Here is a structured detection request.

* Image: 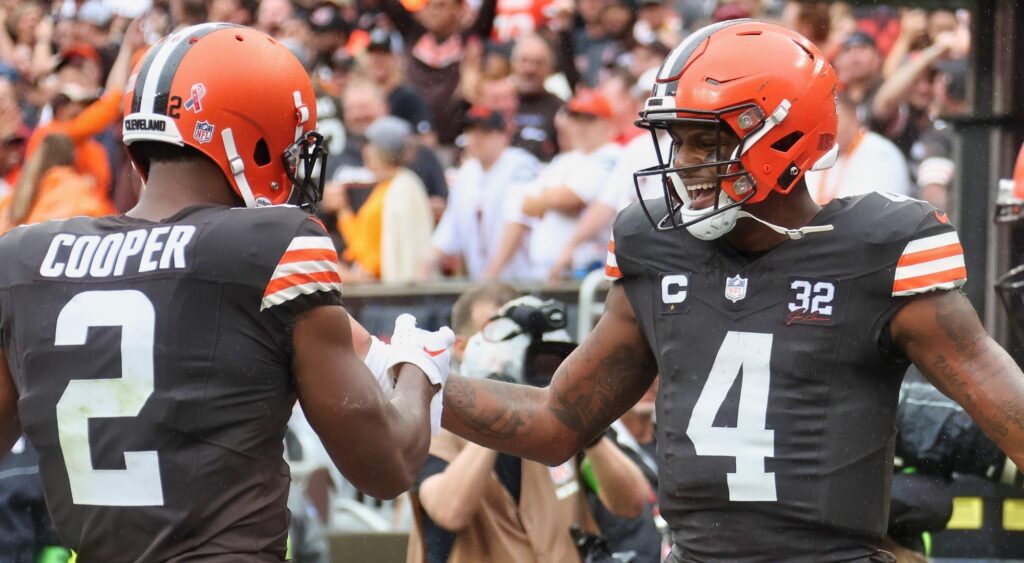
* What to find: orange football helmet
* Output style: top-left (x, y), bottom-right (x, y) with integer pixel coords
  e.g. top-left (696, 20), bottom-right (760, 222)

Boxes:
top-left (634, 19), bottom-right (839, 239)
top-left (122, 23), bottom-right (327, 208)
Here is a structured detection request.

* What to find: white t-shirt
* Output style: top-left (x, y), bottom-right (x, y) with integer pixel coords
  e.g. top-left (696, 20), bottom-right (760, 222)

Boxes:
top-left (596, 131), bottom-right (672, 212)
top-left (510, 143), bottom-right (621, 279)
top-left (804, 130), bottom-right (911, 203)
top-left (432, 146), bottom-right (539, 280)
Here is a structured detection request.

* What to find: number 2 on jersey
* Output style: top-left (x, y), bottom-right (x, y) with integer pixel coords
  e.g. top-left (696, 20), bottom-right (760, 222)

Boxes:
top-left (686, 331), bottom-right (776, 502)
top-left (55, 290), bottom-right (164, 506)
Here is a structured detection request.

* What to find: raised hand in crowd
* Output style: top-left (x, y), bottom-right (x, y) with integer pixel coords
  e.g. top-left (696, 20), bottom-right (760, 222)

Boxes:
top-left (882, 8), bottom-right (928, 78)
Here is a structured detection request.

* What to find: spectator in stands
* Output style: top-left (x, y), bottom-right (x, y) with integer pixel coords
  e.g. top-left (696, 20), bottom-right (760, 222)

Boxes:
top-left (490, 0), bottom-right (549, 45)
top-left (327, 116), bottom-right (435, 283)
top-left (547, 69), bottom-right (668, 282)
top-left (0, 75), bottom-right (27, 193)
top-left (870, 30), bottom-right (959, 161)
top-left (381, 0), bottom-right (499, 146)
top-left (882, 9), bottom-right (961, 79)
top-left (0, 134), bottom-right (113, 235)
top-left (207, 0), bottom-right (256, 26)
top-left (804, 93), bottom-right (911, 204)
top-left (425, 107), bottom-right (539, 281)
top-left (25, 21), bottom-right (143, 201)
top-left (323, 79), bottom-right (447, 241)
top-left (0, 3), bottom-right (55, 97)
top-left (312, 52), bottom-right (351, 161)
top-left (624, 37), bottom-right (671, 78)
top-left (632, 0), bottom-right (682, 50)
top-left (509, 33), bottom-right (564, 162)
top-left (832, 31), bottom-right (882, 108)
top-left (255, 0), bottom-right (294, 36)
top-left (363, 28), bottom-right (434, 139)
top-left (476, 74), bottom-right (519, 126)
top-left (408, 289), bottom-right (649, 563)
top-left (912, 58), bottom-right (968, 211)
top-left (881, 9), bottom-right (930, 79)
top-left (599, 66), bottom-right (642, 144)
top-left (70, 1), bottom-right (116, 66)
top-left (779, 1), bottom-right (831, 50)
top-left (308, 3), bottom-right (348, 64)
top-left (571, 0), bottom-right (611, 87)
top-left (168, 0), bottom-right (211, 31)
top-left (590, 0), bottom-right (636, 80)
top-left (489, 90), bottom-right (619, 281)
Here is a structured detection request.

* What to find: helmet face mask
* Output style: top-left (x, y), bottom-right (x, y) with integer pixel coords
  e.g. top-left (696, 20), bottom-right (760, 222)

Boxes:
top-left (634, 19), bottom-right (839, 240)
top-left (283, 130), bottom-right (328, 209)
top-left (634, 110), bottom-right (758, 239)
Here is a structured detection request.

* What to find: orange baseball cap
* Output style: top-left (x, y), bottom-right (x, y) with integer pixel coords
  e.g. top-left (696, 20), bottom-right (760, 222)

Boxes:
top-left (567, 89), bottom-right (612, 119)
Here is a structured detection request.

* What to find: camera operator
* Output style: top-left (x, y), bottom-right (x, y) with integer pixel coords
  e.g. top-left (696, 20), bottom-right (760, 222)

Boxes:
top-left (407, 289), bottom-right (649, 563)
top-left (586, 380), bottom-right (663, 563)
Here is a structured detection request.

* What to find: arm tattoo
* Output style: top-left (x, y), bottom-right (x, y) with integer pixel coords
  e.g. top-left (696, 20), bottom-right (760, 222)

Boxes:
top-left (445, 376), bottom-right (539, 440)
top-left (933, 354), bottom-right (1009, 437)
top-left (927, 295), bottom-right (1024, 436)
top-left (548, 339), bottom-right (642, 434)
top-left (934, 294), bottom-right (987, 357)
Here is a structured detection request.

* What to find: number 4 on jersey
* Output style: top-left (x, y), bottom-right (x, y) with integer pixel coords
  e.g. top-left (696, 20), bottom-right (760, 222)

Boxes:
top-left (687, 331), bottom-right (777, 502)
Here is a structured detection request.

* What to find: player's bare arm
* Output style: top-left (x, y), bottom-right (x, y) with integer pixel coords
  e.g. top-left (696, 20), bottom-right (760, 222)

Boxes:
top-left (443, 283), bottom-right (658, 465)
top-left (349, 315), bottom-right (373, 358)
top-left (0, 349), bottom-right (20, 461)
top-left (891, 290), bottom-right (1024, 467)
top-left (292, 305), bottom-right (436, 499)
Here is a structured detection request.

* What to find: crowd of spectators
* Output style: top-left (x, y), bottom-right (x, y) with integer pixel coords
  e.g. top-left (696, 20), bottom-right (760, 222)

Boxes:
top-left (0, 0), bottom-right (973, 285)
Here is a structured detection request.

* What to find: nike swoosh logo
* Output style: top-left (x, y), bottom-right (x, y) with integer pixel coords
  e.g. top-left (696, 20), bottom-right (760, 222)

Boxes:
top-left (935, 210), bottom-right (949, 224)
top-left (423, 346), bottom-right (446, 357)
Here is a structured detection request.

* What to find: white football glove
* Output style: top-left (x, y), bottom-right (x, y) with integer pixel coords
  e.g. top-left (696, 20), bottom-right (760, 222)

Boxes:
top-left (362, 335), bottom-right (394, 397)
top-left (385, 314), bottom-right (455, 435)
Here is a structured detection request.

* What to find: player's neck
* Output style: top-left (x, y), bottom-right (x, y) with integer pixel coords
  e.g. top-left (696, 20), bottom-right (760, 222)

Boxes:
top-left (127, 161), bottom-right (240, 221)
top-left (725, 185), bottom-right (822, 253)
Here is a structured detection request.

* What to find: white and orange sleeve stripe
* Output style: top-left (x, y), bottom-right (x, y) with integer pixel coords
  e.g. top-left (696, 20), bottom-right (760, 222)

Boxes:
top-left (891, 231), bottom-right (967, 297)
top-left (261, 236), bottom-right (344, 310)
top-left (604, 235), bottom-right (622, 281)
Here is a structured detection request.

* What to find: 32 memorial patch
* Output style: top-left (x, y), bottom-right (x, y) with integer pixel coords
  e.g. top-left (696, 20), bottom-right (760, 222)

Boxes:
top-left (786, 277), bottom-right (838, 326)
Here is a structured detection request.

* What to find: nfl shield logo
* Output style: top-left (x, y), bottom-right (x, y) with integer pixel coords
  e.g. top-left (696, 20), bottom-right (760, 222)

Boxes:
top-left (193, 120), bottom-right (215, 144)
top-left (725, 275), bottom-right (748, 303)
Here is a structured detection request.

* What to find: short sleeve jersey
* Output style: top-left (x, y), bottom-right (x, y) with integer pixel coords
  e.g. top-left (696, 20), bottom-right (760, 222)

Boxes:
top-left (0, 205), bottom-right (343, 562)
top-left (605, 192), bottom-right (966, 562)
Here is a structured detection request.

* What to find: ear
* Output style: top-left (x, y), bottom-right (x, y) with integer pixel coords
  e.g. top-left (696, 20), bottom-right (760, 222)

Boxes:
top-left (453, 334), bottom-right (469, 364)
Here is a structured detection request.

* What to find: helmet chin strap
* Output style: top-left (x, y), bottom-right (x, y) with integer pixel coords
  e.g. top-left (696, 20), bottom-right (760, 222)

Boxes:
top-left (670, 141), bottom-right (834, 241)
top-left (735, 210), bottom-right (833, 240)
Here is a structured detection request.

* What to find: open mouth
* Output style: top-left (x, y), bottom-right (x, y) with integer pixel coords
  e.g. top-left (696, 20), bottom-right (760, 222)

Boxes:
top-left (684, 179), bottom-right (719, 210)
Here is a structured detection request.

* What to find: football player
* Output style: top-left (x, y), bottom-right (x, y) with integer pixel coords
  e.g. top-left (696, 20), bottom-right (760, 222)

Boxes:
top-left (441, 20), bottom-right (1024, 562)
top-left (0, 23), bottom-right (453, 561)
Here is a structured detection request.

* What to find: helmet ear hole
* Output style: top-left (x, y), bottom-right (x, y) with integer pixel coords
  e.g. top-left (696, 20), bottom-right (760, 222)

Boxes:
top-left (253, 138), bottom-right (271, 166)
top-left (770, 131), bottom-right (803, 153)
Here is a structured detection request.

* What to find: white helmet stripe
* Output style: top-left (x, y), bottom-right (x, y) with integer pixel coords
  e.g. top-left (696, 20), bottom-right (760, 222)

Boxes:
top-left (138, 29), bottom-right (193, 114)
top-left (137, 23), bottom-right (231, 114)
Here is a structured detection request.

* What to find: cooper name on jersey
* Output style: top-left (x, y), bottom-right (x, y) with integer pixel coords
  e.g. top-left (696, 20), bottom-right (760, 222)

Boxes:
top-left (39, 226), bottom-right (196, 279)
